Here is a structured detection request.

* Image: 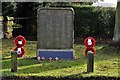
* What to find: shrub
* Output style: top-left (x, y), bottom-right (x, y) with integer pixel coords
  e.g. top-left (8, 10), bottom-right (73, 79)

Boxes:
top-left (73, 5), bottom-right (116, 38)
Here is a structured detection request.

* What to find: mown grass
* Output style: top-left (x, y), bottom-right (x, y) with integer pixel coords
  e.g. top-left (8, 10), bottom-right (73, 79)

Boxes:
top-left (1, 39), bottom-right (120, 78)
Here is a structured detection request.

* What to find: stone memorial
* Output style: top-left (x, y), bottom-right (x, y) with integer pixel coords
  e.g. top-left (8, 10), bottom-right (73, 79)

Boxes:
top-left (37, 8), bottom-right (74, 59)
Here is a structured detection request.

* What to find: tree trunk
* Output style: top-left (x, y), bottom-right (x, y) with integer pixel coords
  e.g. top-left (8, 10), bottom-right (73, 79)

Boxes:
top-left (112, 1), bottom-right (120, 43)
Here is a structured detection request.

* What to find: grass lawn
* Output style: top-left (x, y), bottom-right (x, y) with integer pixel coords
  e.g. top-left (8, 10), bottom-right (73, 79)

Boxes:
top-left (1, 39), bottom-right (120, 79)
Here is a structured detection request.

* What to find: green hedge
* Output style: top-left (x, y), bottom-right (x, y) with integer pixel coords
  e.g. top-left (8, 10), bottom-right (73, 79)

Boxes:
top-left (73, 6), bottom-right (116, 38)
top-left (14, 5), bottom-right (116, 38)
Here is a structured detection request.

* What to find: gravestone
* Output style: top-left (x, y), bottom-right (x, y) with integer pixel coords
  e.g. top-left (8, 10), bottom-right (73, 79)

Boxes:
top-left (0, 2), bottom-right (2, 78)
top-left (0, 2), bottom-right (3, 39)
top-left (0, 16), bottom-right (3, 39)
top-left (37, 8), bottom-right (74, 59)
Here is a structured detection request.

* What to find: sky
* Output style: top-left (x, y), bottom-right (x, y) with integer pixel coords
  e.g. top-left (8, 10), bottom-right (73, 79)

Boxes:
top-left (92, 0), bottom-right (117, 7)
top-left (102, 0), bottom-right (117, 3)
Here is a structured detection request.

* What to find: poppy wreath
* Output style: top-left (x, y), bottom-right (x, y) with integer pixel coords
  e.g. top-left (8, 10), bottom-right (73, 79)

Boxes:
top-left (14, 35), bottom-right (26, 47)
top-left (84, 36), bottom-right (96, 56)
top-left (14, 47), bottom-right (25, 57)
top-left (14, 35), bottom-right (26, 58)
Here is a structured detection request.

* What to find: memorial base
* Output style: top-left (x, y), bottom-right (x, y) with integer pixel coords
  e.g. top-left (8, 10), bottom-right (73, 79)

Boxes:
top-left (37, 49), bottom-right (74, 60)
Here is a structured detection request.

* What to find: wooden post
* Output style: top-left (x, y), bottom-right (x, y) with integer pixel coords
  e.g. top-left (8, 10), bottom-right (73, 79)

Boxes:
top-left (11, 51), bottom-right (17, 72)
top-left (87, 51), bottom-right (94, 73)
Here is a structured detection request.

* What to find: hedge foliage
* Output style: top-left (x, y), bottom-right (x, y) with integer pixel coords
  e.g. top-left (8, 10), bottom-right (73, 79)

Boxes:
top-left (13, 5), bottom-right (116, 38)
top-left (73, 6), bottom-right (116, 38)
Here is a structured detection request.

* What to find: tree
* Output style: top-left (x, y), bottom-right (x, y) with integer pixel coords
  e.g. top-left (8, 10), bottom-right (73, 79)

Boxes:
top-left (43, 2), bottom-right (71, 7)
top-left (112, 1), bottom-right (120, 43)
top-left (15, 2), bottom-right (41, 36)
top-left (2, 2), bottom-right (15, 16)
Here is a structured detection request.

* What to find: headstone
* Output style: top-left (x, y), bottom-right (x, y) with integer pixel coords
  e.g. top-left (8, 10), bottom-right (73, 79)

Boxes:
top-left (37, 8), bottom-right (74, 59)
top-left (0, 2), bottom-right (2, 78)
top-left (0, 16), bottom-right (3, 39)
top-left (0, 2), bottom-right (3, 39)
